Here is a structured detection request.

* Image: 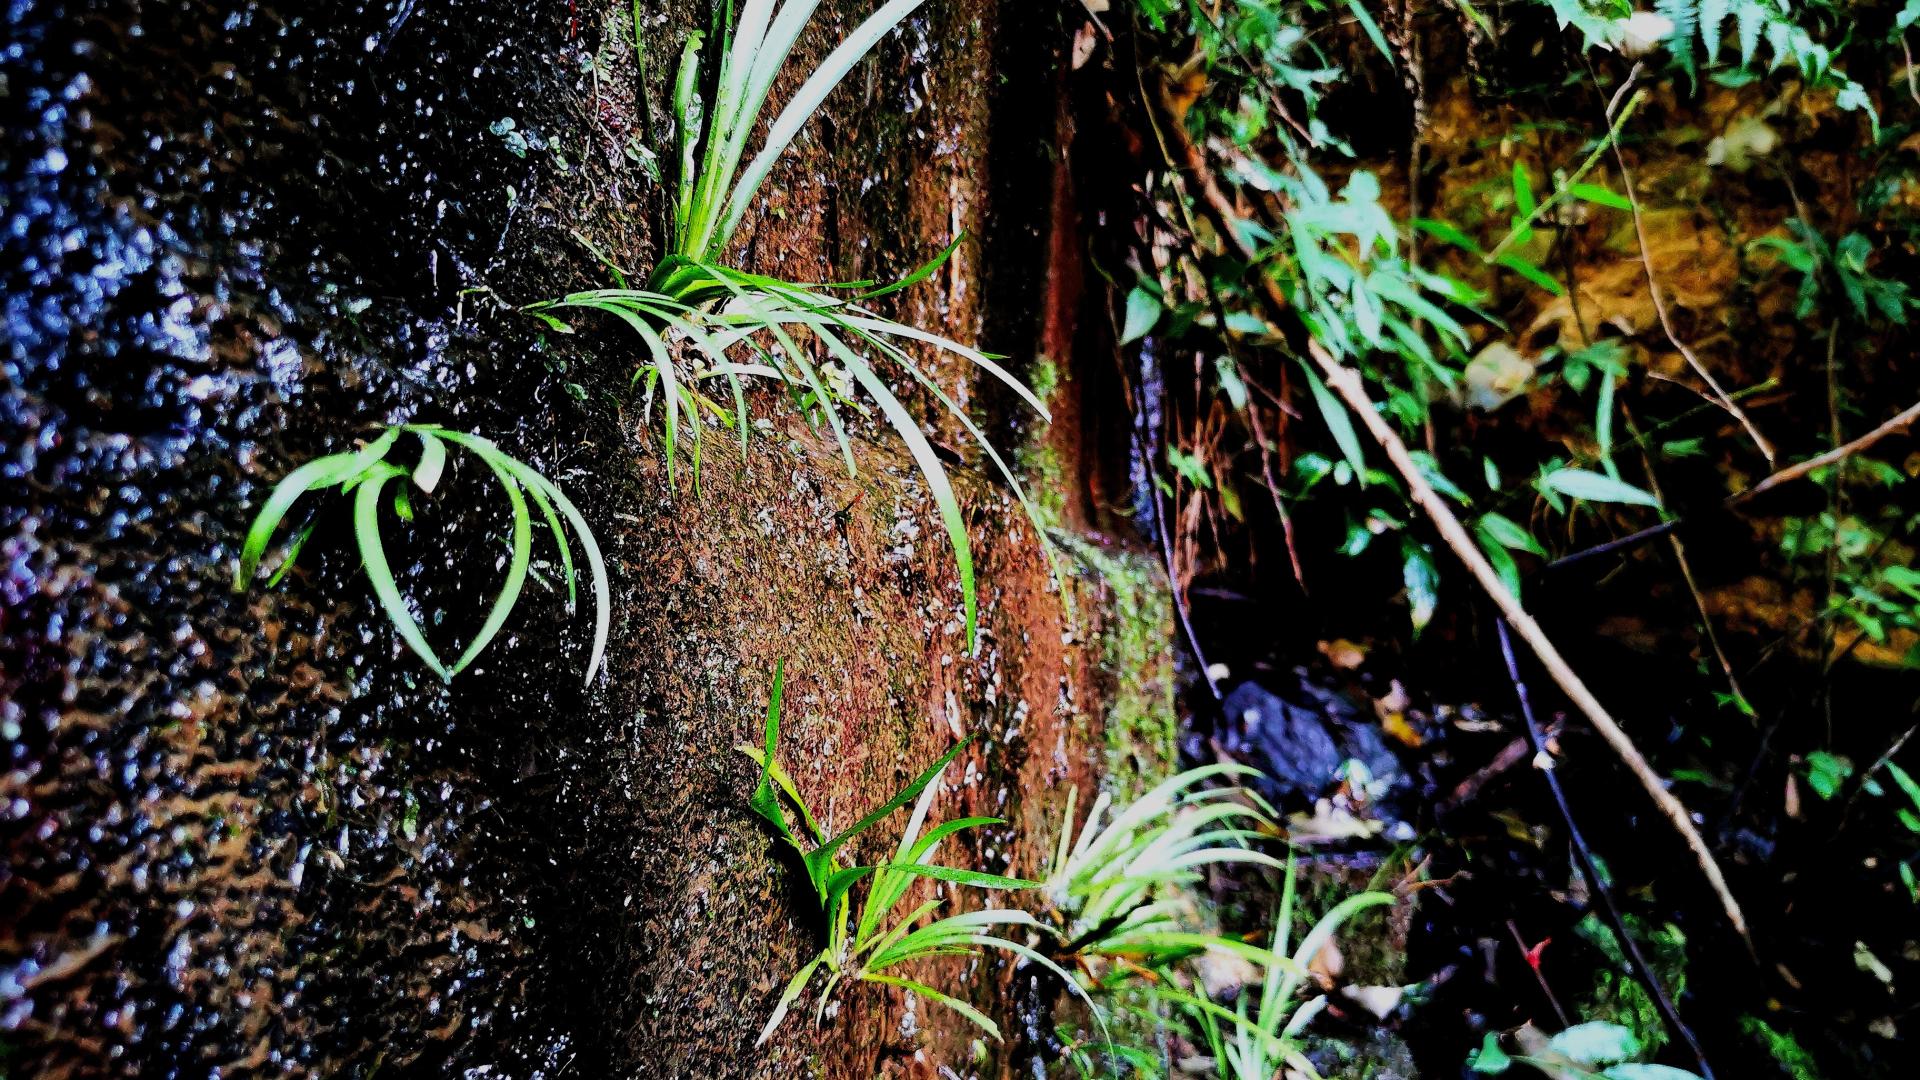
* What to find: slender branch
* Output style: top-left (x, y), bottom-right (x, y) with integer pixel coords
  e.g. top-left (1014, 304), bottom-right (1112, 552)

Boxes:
top-left (1545, 519), bottom-right (1678, 573)
top-left (1484, 90), bottom-right (1645, 265)
top-left (1314, 339), bottom-right (1754, 954)
top-left (1508, 917), bottom-right (1572, 1027)
top-left (1154, 77), bottom-right (1755, 953)
top-left (1838, 724), bottom-right (1919, 828)
top-left (1497, 619), bottom-right (1717, 1080)
top-left (1546, 395), bottom-right (1920, 572)
top-left (1736, 399), bottom-right (1920, 502)
top-left (1627, 408), bottom-right (1753, 715)
top-left (1605, 99), bottom-right (1776, 466)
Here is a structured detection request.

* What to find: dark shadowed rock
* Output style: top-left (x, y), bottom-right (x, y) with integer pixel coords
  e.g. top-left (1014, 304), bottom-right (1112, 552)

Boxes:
top-left (1224, 680), bottom-right (1344, 798)
top-left (1223, 674), bottom-right (1408, 804)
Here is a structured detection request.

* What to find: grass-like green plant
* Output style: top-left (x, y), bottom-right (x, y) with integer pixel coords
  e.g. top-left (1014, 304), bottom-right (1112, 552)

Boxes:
top-left (740, 664), bottom-right (1086, 1044)
top-left (529, 0), bottom-right (1053, 648)
top-left (1150, 854), bottom-right (1394, 1080)
top-left (1043, 765), bottom-right (1288, 972)
top-left (233, 424), bottom-right (609, 684)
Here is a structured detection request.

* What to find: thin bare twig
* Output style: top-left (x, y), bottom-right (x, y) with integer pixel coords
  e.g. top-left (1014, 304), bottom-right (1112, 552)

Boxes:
top-left (1317, 343), bottom-right (1755, 953)
top-left (1443, 734), bottom-right (1533, 811)
top-left (1626, 408), bottom-right (1754, 715)
top-left (1497, 619), bottom-right (1717, 1080)
top-left (1840, 724), bottom-right (1919, 827)
top-left (1508, 917), bottom-right (1573, 1027)
top-left (1547, 396), bottom-right (1920, 572)
top-left (1601, 76), bottom-right (1776, 466)
top-left (1737, 398), bottom-right (1920, 501)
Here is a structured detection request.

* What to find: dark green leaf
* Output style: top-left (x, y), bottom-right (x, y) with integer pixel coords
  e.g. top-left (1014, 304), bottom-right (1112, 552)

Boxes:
top-left (1496, 251), bottom-right (1564, 296)
top-left (1566, 182), bottom-right (1631, 210)
top-left (1540, 468), bottom-right (1660, 508)
top-left (1121, 287), bottom-right (1163, 345)
top-left (1469, 1032), bottom-right (1511, 1074)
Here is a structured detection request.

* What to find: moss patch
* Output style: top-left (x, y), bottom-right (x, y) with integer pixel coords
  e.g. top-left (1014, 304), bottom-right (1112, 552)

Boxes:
top-left (1059, 534), bottom-right (1178, 798)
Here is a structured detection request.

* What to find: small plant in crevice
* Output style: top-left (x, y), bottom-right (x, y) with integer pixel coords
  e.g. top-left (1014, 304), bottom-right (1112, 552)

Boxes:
top-left (1041, 764), bottom-right (1288, 972)
top-left (1027, 769), bottom-right (1402, 1078)
top-left (1147, 853), bottom-right (1395, 1080)
top-left (739, 664), bottom-right (1089, 1045)
top-left (530, 0), bottom-right (1054, 648)
top-left (233, 424), bottom-right (610, 685)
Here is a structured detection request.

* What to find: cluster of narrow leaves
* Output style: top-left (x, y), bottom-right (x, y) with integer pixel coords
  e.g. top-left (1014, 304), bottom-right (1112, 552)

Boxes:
top-left (531, 0), bottom-right (1056, 649)
top-left (1037, 768), bottom-right (1394, 1080)
top-left (530, 252), bottom-right (1053, 647)
top-left (1152, 855), bottom-right (1395, 1080)
top-left (233, 425), bottom-right (609, 685)
top-left (1042, 764), bottom-right (1288, 968)
top-left (739, 664), bottom-right (1086, 1045)
top-left (739, 671), bottom-right (1397, 1069)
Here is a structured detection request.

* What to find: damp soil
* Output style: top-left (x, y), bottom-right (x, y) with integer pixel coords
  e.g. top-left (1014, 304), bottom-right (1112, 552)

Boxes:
top-left (1, 2), bottom-right (1156, 1077)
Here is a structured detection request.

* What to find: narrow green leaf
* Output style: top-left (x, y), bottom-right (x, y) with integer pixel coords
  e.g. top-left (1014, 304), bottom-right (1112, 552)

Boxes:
top-left (237, 454), bottom-right (349, 589)
top-left (1412, 216), bottom-right (1487, 256)
top-left (689, 262), bottom-right (859, 477)
top-left (1496, 251), bottom-right (1565, 296)
top-left (854, 233), bottom-right (964, 301)
top-left (881, 863), bottom-right (1040, 890)
top-left (755, 952), bottom-right (824, 1047)
top-left (264, 522), bottom-right (317, 589)
top-left (1883, 761), bottom-right (1920, 811)
top-left (821, 863), bottom-right (882, 910)
top-left (432, 430), bottom-right (612, 685)
top-left (1345, 0), bottom-right (1396, 67)
top-left (1477, 528), bottom-right (1524, 601)
top-left (860, 974), bottom-right (1002, 1041)
top-left (835, 312), bottom-right (1050, 419)
top-left (1477, 511), bottom-right (1546, 556)
top-left (1540, 467), bottom-right (1661, 508)
top-left (815, 737), bottom-right (969, 865)
top-left (510, 462), bottom-right (612, 686)
top-left (353, 463), bottom-right (451, 681)
top-left (447, 460), bottom-right (533, 676)
top-left (1566, 182), bottom-right (1631, 210)
top-left (235, 447), bottom-right (379, 590)
top-left (1299, 360), bottom-right (1368, 486)
top-left (412, 430), bottom-right (447, 493)
top-left (1512, 161), bottom-right (1537, 219)
top-left (670, 29), bottom-right (708, 247)
top-left (510, 462), bottom-right (576, 607)
top-left (715, 0), bottom-right (928, 255)
top-left (839, 351), bottom-right (977, 649)
top-left (833, 318), bottom-right (1069, 624)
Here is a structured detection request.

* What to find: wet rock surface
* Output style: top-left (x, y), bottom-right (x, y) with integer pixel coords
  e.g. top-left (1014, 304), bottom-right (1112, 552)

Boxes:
top-left (2, 1), bottom-right (1126, 1076)
top-left (1221, 676), bottom-right (1410, 806)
